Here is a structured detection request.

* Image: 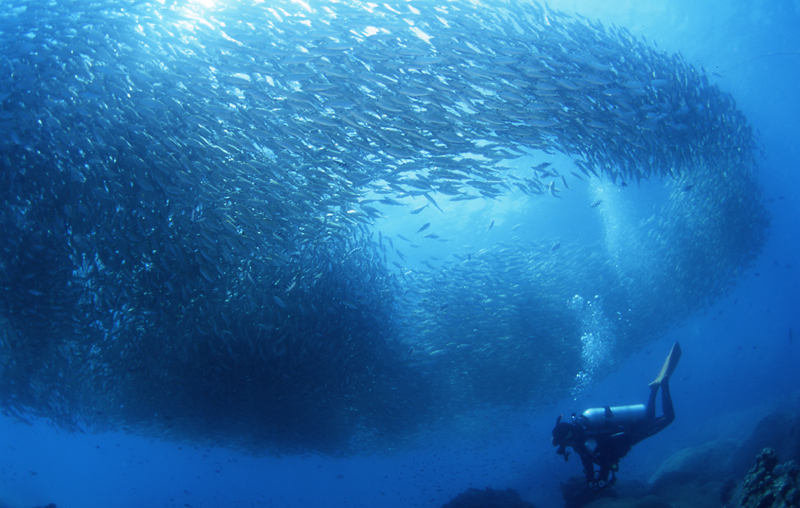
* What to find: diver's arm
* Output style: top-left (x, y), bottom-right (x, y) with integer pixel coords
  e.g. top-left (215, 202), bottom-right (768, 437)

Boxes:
top-left (579, 448), bottom-right (595, 483)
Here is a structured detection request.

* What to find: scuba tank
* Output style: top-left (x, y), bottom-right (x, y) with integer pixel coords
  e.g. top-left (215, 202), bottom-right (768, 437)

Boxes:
top-left (580, 404), bottom-right (646, 431)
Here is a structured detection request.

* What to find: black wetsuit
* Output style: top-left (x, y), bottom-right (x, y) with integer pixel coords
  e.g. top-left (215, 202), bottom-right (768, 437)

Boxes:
top-left (572, 380), bottom-right (674, 487)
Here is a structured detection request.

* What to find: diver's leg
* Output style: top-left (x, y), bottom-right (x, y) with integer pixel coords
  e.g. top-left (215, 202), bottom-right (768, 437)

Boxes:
top-left (633, 380), bottom-right (669, 444)
top-left (628, 385), bottom-right (660, 446)
top-left (661, 379), bottom-right (675, 423)
top-left (648, 379), bottom-right (675, 435)
top-left (645, 383), bottom-right (658, 421)
top-left (636, 363), bottom-right (678, 443)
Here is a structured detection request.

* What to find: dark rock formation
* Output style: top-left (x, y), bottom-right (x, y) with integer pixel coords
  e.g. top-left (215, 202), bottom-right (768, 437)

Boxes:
top-left (721, 476), bottom-right (737, 504)
top-left (440, 487), bottom-right (536, 508)
top-left (650, 439), bottom-right (739, 484)
top-left (580, 495), bottom-right (673, 508)
top-left (739, 448), bottom-right (799, 508)
top-left (647, 470), bottom-right (730, 508)
top-left (728, 395), bottom-right (800, 478)
top-left (561, 475), bottom-right (619, 508)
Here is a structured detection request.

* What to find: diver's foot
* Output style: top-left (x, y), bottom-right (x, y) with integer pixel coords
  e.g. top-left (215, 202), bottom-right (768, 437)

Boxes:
top-left (651, 342), bottom-right (681, 387)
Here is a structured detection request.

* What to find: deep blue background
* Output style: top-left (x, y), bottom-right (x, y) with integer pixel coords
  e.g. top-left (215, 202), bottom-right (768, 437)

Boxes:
top-left (1, 0), bottom-right (798, 507)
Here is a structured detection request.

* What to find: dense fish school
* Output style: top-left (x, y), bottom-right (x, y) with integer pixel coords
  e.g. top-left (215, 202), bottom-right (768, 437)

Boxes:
top-left (0, 0), bottom-right (768, 453)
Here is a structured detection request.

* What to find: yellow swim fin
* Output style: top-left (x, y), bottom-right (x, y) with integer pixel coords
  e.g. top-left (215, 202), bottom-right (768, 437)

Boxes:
top-left (650, 342), bottom-right (681, 387)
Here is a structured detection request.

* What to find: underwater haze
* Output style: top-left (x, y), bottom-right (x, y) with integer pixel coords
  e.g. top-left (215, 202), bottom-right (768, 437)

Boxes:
top-left (0, 0), bottom-right (798, 507)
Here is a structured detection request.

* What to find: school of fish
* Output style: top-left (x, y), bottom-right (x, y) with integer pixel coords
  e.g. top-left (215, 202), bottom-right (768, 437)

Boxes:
top-left (0, 0), bottom-right (768, 454)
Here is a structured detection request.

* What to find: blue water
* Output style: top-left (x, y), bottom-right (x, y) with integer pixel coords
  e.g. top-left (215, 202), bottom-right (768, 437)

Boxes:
top-left (1, 0), bottom-right (799, 507)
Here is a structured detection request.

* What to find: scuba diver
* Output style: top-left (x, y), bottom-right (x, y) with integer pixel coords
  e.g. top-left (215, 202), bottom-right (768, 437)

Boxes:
top-left (551, 342), bottom-right (681, 490)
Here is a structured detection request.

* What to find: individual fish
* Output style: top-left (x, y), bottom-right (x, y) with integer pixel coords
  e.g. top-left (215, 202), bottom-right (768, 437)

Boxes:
top-left (380, 197), bottom-right (405, 206)
top-left (423, 193), bottom-right (443, 212)
top-left (416, 223), bottom-right (431, 234)
top-left (272, 295), bottom-right (288, 309)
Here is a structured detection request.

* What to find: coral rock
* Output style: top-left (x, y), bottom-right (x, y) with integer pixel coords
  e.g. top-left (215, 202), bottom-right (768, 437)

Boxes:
top-left (740, 448), bottom-right (800, 508)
